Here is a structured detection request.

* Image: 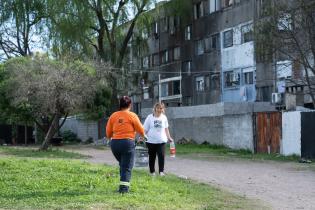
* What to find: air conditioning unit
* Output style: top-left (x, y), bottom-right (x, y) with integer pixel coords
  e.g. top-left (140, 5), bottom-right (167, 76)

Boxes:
top-left (271, 92), bottom-right (283, 104)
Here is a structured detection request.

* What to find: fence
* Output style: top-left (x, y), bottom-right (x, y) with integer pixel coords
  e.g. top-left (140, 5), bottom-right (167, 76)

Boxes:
top-left (282, 111), bottom-right (315, 158)
top-left (0, 124), bottom-right (34, 145)
top-left (141, 102), bottom-right (276, 152)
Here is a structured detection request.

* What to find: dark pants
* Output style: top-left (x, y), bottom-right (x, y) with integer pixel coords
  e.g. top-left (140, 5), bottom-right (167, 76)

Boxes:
top-left (110, 139), bottom-right (135, 186)
top-left (146, 142), bottom-right (165, 173)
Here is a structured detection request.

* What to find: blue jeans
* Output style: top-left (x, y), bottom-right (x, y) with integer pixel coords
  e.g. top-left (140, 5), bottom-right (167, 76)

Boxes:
top-left (110, 139), bottom-right (135, 185)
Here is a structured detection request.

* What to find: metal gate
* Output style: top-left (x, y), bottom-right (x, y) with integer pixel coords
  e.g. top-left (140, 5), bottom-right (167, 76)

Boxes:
top-left (301, 112), bottom-right (315, 159)
top-left (254, 112), bottom-right (282, 153)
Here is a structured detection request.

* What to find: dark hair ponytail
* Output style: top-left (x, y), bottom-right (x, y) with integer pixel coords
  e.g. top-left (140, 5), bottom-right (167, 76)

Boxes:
top-left (119, 96), bottom-right (132, 110)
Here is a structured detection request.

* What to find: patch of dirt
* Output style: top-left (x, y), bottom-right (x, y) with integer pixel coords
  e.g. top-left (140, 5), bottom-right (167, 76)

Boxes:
top-left (67, 146), bottom-right (315, 210)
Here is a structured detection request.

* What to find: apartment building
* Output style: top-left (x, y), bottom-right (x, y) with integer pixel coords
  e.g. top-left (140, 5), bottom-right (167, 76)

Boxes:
top-left (130, 0), bottom-right (314, 110)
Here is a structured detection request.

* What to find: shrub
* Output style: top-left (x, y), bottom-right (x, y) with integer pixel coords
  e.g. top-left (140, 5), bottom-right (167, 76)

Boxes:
top-left (60, 130), bottom-right (81, 143)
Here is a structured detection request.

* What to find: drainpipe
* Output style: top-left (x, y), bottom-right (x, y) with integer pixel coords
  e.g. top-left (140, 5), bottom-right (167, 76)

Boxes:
top-left (159, 73), bottom-right (161, 102)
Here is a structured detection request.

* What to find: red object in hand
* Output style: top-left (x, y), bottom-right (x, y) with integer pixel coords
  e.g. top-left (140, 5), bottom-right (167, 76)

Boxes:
top-left (170, 142), bottom-right (176, 157)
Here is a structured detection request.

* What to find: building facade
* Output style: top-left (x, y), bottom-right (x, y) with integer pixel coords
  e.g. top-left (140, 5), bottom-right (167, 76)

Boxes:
top-left (129, 0), bottom-right (314, 110)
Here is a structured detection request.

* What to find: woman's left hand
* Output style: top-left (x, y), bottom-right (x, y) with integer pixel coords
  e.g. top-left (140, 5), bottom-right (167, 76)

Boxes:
top-left (168, 137), bottom-right (174, 142)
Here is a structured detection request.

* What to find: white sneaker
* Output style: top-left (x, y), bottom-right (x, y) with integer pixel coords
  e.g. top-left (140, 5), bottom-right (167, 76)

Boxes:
top-left (150, 172), bottom-right (156, 176)
top-left (159, 172), bottom-right (165, 176)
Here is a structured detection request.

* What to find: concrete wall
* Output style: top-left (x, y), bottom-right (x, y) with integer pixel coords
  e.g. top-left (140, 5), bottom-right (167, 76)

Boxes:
top-left (141, 102), bottom-right (276, 151)
top-left (281, 111), bottom-right (301, 156)
top-left (223, 113), bottom-right (253, 150)
top-left (60, 116), bottom-right (98, 142)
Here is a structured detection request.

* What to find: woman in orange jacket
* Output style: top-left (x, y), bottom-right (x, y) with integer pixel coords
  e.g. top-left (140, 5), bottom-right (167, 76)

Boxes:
top-left (106, 96), bottom-right (145, 193)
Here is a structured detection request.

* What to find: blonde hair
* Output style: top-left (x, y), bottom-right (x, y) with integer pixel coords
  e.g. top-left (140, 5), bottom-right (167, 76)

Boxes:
top-left (153, 102), bottom-right (165, 115)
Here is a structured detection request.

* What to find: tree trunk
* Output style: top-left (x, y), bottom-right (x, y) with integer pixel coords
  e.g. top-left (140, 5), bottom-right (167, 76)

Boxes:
top-left (40, 114), bottom-right (59, 150)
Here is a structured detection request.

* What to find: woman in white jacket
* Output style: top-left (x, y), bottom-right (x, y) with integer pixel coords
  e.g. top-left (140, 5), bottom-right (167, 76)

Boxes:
top-left (143, 102), bottom-right (173, 176)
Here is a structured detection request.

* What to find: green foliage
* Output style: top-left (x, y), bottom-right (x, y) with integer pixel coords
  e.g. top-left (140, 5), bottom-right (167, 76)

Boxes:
top-left (84, 87), bottom-right (111, 120)
top-left (0, 157), bottom-right (258, 210)
top-left (1, 55), bottom-right (111, 149)
top-left (0, 0), bottom-right (48, 59)
top-left (60, 130), bottom-right (81, 143)
top-left (0, 59), bottom-right (33, 124)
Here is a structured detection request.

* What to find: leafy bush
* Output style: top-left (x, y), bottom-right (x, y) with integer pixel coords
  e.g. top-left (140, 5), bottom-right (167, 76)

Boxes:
top-left (60, 130), bottom-right (81, 143)
top-left (84, 137), bottom-right (94, 144)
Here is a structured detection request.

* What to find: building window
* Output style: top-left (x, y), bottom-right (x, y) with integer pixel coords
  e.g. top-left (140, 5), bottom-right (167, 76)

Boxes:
top-left (221, 0), bottom-right (233, 8)
top-left (196, 39), bottom-right (204, 55)
top-left (224, 71), bottom-right (240, 87)
top-left (169, 16), bottom-right (180, 35)
top-left (276, 60), bottom-right (292, 79)
top-left (241, 23), bottom-right (253, 43)
top-left (209, 0), bottom-right (220, 13)
top-left (195, 76), bottom-right (205, 91)
top-left (141, 28), bottom-right (149, 39)
top-left (161, 50), bottom-right (169, 64)
top-left (204, 37), bottom-right (211, 52)
top-left (174, 47), bottom-right (180, 60)
top-left (152, 21), bottom-right (159, 39)
top-left (169, 16), bottom-right (175, 35)
top-left (211, 33), bottom-right (220, 50)
top-left (185, 25), bottom-right (191, 40)
top-left (173, 80), bottom-right (180, 95)
top-left (194, 1), bottom-right (204, 19)
top-left (243, 72), bottom-right (254, 84)
top-left (143, 87), bottom-right (149, 99)
top-left (153, 53), bottom-right (159, 66)
top-left (183, 61), bottom-right (192, 76)
top-left (142, 56), bottom-right (149, 68)
top-left (161, 83), bottom-right (168, 97)
top-left (160, 79), bottom-right (181, 97)
top-left (278, 13), bottom-right (292, 31)
top-left (161, 17), bottom-right (168, 32)
top-left (223, 29), bottom-right (233, 48)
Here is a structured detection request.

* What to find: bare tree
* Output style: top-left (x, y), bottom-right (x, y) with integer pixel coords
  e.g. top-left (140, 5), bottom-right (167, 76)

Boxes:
top-left (3, 55), bottom-right (110, 150)
top-left (255, 0), bottom-right (315, 108)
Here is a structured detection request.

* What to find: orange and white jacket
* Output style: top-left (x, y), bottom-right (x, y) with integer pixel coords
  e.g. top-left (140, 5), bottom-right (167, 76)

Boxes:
top-left (106, 110), bottom-right (145, 140)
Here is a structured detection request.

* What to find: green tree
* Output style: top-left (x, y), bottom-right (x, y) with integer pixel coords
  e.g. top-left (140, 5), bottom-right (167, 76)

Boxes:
top-left (48, 0), bottom-right (154, 65)
top-left (2, 55), bottom-right (110, 150)
top-left (46, 0), bottom-right (158, 111)
top-left (0, 62), bottom-right (33, 125)
top-left (0, 0), bottom-right (48, 60)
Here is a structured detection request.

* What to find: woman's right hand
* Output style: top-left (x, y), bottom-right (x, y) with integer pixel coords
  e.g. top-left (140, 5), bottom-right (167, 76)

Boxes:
top-left (138, 135), bottom-right (148, 143)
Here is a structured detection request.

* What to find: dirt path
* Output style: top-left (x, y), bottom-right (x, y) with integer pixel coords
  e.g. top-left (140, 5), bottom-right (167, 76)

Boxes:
top-left (69, 147), bottom-right (315, 210)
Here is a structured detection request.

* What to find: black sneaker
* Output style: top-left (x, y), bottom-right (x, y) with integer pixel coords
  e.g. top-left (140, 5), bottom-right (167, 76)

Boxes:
top-left (118, 185), bottom-right (129, 194)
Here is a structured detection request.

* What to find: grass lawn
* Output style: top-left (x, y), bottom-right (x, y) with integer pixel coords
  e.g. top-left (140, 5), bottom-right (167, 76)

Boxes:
top-left (0, 146), bottom-right (90, 159)
top-left (0, 146), bottom-right (265, 210)
top-left (175, 144), bottom-right (302, 162)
